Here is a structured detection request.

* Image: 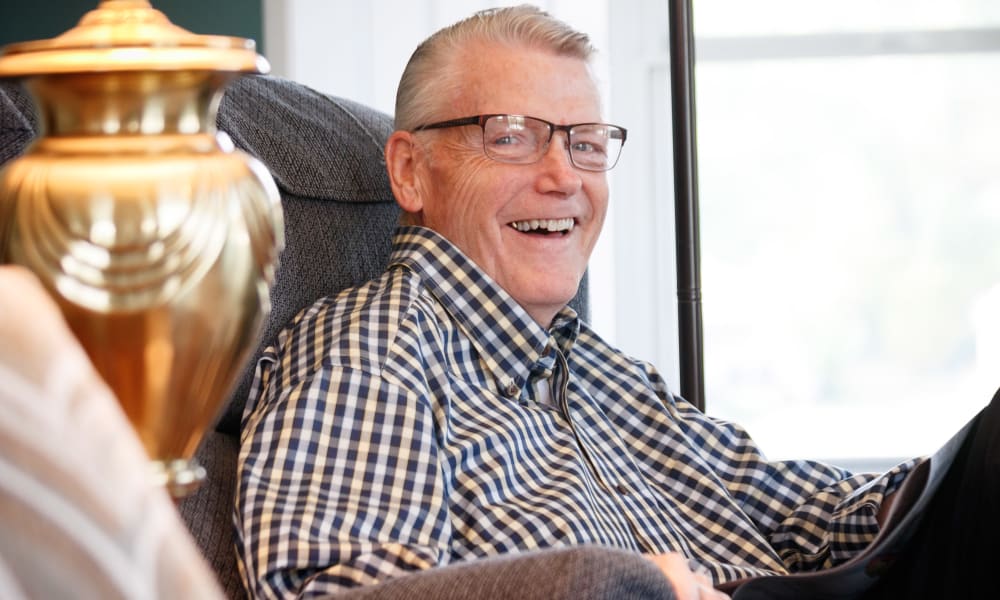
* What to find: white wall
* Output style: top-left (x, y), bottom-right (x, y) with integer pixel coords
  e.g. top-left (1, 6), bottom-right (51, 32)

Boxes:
top-left (263, 1), bottom-right (611, 115)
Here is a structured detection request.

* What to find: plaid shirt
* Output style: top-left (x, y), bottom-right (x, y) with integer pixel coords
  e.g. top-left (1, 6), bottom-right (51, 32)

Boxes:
top-left (236, 226), bottom-right (914, 598)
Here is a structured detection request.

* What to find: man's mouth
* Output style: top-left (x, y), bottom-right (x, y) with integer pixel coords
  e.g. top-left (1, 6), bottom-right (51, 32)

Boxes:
top-left (508, 218), bottom-right (575, 235)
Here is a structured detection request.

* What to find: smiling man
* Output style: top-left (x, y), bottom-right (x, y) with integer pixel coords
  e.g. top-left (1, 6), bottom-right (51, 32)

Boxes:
top-left (387, 39), bottom-right (615, 327)
top-left (236, 7), bottom-right (918, 600)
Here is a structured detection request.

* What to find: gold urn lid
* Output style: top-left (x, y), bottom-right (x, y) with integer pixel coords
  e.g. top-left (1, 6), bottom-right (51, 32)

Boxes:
top-left (0, 0), bottom-right (270, 76)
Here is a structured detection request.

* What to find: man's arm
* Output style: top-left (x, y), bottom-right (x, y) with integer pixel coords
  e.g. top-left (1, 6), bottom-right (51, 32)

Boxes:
top-left (662, 387), bottom-right (918, 573)
top-left (236, 359), bottom-right (452, 597)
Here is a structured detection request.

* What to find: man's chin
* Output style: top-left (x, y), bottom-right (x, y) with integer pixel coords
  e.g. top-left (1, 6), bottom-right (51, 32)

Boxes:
top-left (518, 289), bottom-right (579, 316)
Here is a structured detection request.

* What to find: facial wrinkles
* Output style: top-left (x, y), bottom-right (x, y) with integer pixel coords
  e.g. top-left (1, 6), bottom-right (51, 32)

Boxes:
top-left (429, 135), bottom-right (493, 204)
top-left (441, 125), bottom-right (594, 255)
top-left (421, 135), bottom-right (503, 253)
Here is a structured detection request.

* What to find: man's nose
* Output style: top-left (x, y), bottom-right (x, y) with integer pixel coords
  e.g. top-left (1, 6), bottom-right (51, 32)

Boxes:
top-left (537, 131), bottom-right (583, 191)
top-left (540, 130), bottom-right (576, 170)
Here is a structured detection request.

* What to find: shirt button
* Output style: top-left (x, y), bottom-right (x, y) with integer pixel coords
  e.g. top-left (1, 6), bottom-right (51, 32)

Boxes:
top-left (504, 379), bottom-right (519, 397)
top-left (614, 483), bottom-right (631, 495)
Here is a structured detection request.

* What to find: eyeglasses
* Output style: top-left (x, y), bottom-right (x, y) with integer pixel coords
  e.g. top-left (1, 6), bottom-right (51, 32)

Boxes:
top-left (411, 114), bottom-right (627, 172)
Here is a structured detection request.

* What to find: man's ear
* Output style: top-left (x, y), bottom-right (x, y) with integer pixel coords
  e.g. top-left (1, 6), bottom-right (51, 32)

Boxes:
top-left (385, 130), bottom-right (425, 214)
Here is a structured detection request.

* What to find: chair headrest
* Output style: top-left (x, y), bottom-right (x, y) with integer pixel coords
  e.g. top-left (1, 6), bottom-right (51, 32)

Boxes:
top-left (0, 81), bottom-right (37, 165)
top-left (218, 75), bottom-right (394, 204)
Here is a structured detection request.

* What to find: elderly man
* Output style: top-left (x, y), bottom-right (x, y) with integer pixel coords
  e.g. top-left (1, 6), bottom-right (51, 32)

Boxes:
top-left (236, 6), bottom-right (995, 600)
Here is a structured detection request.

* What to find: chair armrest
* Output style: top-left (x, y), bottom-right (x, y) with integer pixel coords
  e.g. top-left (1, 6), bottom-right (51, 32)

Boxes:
top-left (342, 546), bottom-right (675, 600)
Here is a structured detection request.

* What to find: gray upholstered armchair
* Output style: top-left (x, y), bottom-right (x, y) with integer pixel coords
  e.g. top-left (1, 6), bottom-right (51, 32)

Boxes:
top-left (0, 75), bottom-right (672, 600)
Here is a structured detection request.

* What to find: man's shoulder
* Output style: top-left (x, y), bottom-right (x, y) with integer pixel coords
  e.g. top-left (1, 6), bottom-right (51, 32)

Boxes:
top-left (275, 266), bottom-right (442, 366)
top-left (573, 322), bottom-right (670, 391)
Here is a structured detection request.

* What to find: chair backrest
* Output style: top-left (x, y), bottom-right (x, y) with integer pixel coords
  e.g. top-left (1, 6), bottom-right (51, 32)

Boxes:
top-left (181, 75), bottom-right (403, 598)
top-left (212, 75), bottom-right (402, 437)
top-left (1, 75), bottom-right (590, 599)
top-left (0, 80), bottom-right (35, 165)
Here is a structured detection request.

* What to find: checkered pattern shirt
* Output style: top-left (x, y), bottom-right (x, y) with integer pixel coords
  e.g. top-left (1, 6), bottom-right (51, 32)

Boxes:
top-left (236, 226), bottom-right (915, 598)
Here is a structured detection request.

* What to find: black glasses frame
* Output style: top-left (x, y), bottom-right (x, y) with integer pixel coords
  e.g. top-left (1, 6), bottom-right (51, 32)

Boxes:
top-left (411, 114), bottom-right (627, 172)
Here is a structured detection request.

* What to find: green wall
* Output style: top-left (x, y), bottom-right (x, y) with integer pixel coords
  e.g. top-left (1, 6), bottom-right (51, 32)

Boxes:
top-left (0, 1), bottom-right (264, 54)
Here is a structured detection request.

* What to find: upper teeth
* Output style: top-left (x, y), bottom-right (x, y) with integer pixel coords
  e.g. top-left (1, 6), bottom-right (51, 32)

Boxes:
top-left (509, 218), bottom-right (574, 233)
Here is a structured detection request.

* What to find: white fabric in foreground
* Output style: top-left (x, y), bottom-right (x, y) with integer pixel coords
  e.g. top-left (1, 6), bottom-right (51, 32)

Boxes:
top-left (0, 279), bottom-right (222, 600)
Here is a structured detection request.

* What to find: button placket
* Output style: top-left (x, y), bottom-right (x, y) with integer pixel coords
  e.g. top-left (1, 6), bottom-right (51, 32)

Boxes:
top-left (503, 377), bottom-right (520, 398)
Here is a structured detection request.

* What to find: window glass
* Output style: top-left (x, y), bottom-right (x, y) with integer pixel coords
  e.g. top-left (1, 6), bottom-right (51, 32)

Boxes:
top-left (696, 0), bottom-right (1000, 36)
top-left (695, 15), bottom-right (1000, 462)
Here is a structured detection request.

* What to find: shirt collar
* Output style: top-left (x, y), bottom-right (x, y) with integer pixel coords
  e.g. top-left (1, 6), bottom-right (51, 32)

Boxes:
top-left (388, 226), bottom-right (580, 394)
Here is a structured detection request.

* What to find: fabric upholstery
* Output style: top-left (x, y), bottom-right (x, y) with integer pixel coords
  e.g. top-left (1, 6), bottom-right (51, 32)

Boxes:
top-left (184, 75), bottom-right (403, 598)
top-left (345, 546), bottom-right (675, 600)
top-left (0, 82), bottom-right (34, 166)
top-left (211, 76), bottom-right (402, 436)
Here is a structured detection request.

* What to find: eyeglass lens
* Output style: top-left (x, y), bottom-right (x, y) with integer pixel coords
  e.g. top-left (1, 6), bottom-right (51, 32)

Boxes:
top-left (482, 115), bottom-right (624, 171)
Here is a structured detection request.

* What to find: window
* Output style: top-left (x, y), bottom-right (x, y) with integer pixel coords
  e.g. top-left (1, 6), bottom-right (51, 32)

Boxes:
top-left (692, 1), bottom-right (1000, 464)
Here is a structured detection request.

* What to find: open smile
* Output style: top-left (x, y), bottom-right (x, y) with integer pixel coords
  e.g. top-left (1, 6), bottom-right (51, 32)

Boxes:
top-left (508, 218), bottom-right (575, 235)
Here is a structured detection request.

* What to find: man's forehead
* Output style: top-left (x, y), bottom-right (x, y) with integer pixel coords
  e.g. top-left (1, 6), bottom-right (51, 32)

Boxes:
top-left (455, 39), bottom-right (590, 76)
top-left (449, 42), bottom-right (601, 119)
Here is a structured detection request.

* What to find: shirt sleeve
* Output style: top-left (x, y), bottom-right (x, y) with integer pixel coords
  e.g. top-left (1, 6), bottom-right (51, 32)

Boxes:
top-left (236, 354), bottom-right (451, 598)
top-left (669, 391), bottom-right (916, 572)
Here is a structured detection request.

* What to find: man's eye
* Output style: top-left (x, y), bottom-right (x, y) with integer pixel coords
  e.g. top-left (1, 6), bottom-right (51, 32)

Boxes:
top-left (572, 140), bottom-right (606, 156)
top-left (492, 134), bottom-right (520, 146)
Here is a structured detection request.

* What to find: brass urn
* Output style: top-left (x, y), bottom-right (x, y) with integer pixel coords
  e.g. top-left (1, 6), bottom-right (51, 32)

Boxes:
top-left (0, 1), bottom-right (284, 497)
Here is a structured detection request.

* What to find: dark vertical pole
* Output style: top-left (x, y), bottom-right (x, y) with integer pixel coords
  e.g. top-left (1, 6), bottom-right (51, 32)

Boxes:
top-left (668, 0), bottom-right (705, 411)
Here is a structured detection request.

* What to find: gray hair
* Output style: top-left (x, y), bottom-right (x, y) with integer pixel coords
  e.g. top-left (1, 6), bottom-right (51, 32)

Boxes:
top-left (393, 5), bottom-right (596, 131)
